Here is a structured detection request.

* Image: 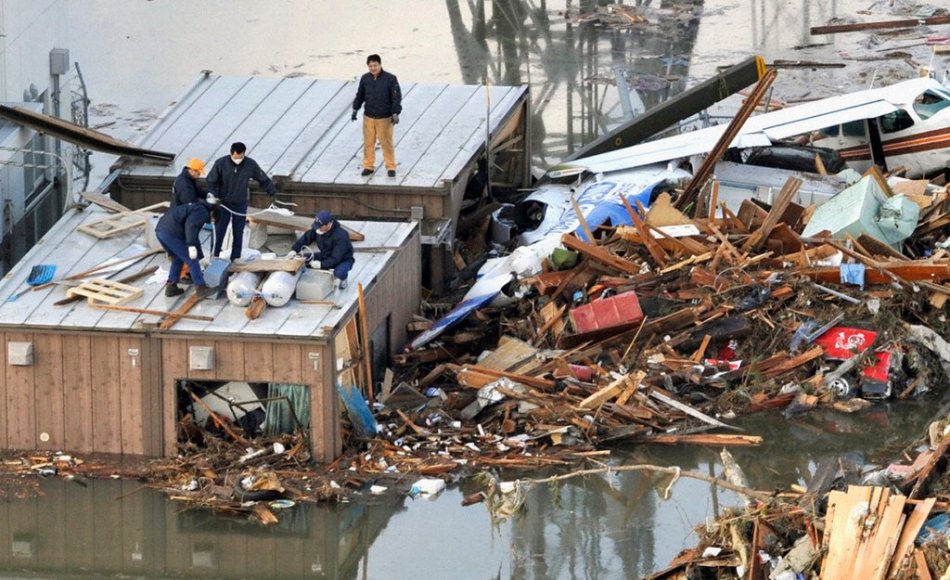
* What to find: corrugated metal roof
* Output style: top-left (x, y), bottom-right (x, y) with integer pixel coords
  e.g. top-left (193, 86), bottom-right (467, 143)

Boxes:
top-left (123, 74), bottom-right (528, 189)
top-left (0, 206), bottom-right (417, 339)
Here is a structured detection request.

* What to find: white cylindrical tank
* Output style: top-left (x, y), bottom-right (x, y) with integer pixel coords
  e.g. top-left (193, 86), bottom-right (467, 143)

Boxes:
top-left (227, 271), bottom-right (262, 307)
top-left (260, 270), bottom-right (302, 307)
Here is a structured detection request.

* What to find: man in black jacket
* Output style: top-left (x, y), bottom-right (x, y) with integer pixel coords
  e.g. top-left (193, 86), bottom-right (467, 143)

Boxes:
top-left (206, 142), bottom-right (276, 261)
top-left (290, 210), bottom-right (355, 289)
top-left (171, 158), bottom-right (207, 207)
top-left (155, 196), bottom-right (219, 299)
top-left (352, 54), bottom-right (402, 178)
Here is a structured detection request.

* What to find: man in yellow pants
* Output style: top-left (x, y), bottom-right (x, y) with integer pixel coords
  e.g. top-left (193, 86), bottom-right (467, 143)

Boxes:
top-left (352, 54), bottom-right (402, 178)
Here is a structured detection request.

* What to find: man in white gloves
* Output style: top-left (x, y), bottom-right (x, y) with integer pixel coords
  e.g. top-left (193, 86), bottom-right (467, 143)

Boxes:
top-left (289, 210), bottom-right (355, 289)
top-left (155, 194), bottom-right (220, 298)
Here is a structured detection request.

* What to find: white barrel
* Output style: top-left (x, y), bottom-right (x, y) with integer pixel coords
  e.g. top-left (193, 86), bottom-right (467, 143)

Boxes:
top-left (260, 270), bottom-right (302, 307)
top-left (226, 271), bottom-right (262, 307)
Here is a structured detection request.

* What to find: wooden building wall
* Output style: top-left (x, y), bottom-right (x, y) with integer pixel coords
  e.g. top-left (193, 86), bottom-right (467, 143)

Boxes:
top-left (113, 181), bottom-right (450, 223)
top-left (0, 329), bottom-right (153, 456)
top-left (363, 227), bottom-right (422, 355)
top-left (158, 336), bottom-right (338, 462)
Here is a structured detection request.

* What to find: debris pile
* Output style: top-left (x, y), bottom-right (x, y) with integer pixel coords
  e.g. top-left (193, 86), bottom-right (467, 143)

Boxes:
top-left (382, 169), bottom-right (950, 479)
top-left (652, 410), bottom-right (950, 579)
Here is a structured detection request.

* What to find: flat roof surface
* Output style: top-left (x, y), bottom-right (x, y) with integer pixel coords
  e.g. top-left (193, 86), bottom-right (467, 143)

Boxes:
top-left (123, 74), bottom-right (528, 189)
top-left (0, 206), bottom-right (417, 339)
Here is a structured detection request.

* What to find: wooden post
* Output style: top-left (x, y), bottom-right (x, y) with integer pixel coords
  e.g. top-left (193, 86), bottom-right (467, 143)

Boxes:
top-left (357, 283), bottom-right (375, 405)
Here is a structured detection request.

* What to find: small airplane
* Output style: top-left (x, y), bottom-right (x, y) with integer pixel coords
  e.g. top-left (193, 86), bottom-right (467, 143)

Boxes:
top-left (410, 76), bottom-right (950, 350)
top-left (553, 76), bottom-right (950, 179)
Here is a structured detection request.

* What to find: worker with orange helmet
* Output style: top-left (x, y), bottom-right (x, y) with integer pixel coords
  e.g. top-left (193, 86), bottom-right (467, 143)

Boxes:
top-left (172, 158), bottom-right (208, 208)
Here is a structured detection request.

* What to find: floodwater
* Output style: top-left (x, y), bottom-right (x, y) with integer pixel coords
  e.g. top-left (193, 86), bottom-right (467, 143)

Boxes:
top-left (20, 0), bottom-right (937, 578)
top-left (1, 403), bottom-right (944, 579)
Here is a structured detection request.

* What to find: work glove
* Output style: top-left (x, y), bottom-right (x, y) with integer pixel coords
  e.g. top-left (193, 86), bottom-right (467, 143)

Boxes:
top-left (392, 113), bottom-right (400, 125)
top-left (188, 246), bottom-right (198, 261)
top-left (284, 250), bottom-right (297, 259)
top-left (351, 109), bottom-right (358, 122)
top-left (308, 260), bottom-right (323, 270)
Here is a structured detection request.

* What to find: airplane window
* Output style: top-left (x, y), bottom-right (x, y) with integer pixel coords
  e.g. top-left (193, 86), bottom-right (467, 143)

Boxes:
top-left (818, 125), bottom-right (839, 138)
top-left (913, 90), bottom-right (950, 120)
top-left (877, 110), bottom-right (915, 134)
top-left (842, 120), bottom-right (866, 137)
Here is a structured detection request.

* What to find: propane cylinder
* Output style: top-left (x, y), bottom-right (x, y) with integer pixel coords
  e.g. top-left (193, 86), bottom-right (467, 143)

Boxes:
top-left (260, 270), bottom-right (302, 307)
top-left (227, 271), bottom-right (262, 307)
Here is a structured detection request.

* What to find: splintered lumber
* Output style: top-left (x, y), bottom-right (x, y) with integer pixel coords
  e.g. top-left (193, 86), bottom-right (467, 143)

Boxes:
top-left (451, 364), bottom-right (557, 390)
top-left (577, 371), bottom-right (643, 410)
top-left (560, 233), bottom-right (640, 275)
top-left (630, 200), bottom-right (669, 266)
top-left (571, 195), bottom-right (596, 244)
top-left (66, 278), bottom-right (144, 305)
top-left (64, 248), bottom-right (163, 281)
top-left (187, 389), bottom-right (249, 446)
top-left (245, 296), bottom-right (266, 320)
top-left (648, 389), bottom-right (737, 430)
top-left (77, 201), bottom-right (169, 239)
top-left (80, 191), bottom-right (131, 213)
top-left (159, 293), bottom-right (202, 330)
top-left (677, 68), bottom-right (778, 211)
top-left (803, 262), bottom-right (950, 285)
top-left (811, 14), bottom-right (950, 35)
top-left (887, 497), bottom-right (936, 577)
top-left (478, 336), bottom-right (539, 372)
top-left (645, 433), bottom-right (762, 446)
top-left (89, 303), bottom-right (214, 321)
top-left (741, 176), bottom-right (802, 252)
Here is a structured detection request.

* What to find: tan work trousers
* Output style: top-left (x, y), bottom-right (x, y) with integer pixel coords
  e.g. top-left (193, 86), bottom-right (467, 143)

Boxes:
top-left (362, 116), bottom-right (396, 171)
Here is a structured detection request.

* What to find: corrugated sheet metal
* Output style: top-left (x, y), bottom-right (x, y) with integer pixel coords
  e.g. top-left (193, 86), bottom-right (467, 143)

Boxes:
top-left (123, 73), bottom-right (528, 189)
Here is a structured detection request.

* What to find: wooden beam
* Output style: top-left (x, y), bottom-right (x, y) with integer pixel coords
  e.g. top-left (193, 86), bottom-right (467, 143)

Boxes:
top-left (357, 282), bottom-right (375, 406)
top-left (158, 293), bottom-right (202, 330)
top-left (560, 234), bottom-right (640, 275)
top-left (90, 303), bottom-right (214, 321)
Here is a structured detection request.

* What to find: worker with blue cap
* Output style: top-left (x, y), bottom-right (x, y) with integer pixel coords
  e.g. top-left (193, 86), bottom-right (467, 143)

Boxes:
top-left (288, 210), bottom-right (355, 289)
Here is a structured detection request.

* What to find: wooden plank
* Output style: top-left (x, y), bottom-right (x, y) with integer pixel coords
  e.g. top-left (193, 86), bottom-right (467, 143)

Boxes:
top-left (158, 293), bottom-right (202, 330)
top-left (63, 335), bottom-right (93, 452)
top-left (81, 191), bottom-right (132, 213)
top-left (478, 335), bottom-right (538, 371)
top-left (272, 342), bottom-right (302, 384)
top-left (644, 433), bottom-right (763, 445)
top-left (89, 303), bottom-right (213, 321)
top-left (0, 331), bottom-right (6, 449)
top-left (247, 208), bottom-right (365, 241)
top-left (357, 282), bottom-right (375, 405)
top-left (118, 336), bottom-right (145, 455)
top-left (803, 262), bottom-right (950, 285)
top-left (741, 176), bottom-right (802, 252)
top-left (6, 331), bottom-right (35, 450)
top-left (560, 233), bottom-right (640, 275)
top-left (822, 486), bottom-right (874, 576)
top-left (888, 497), bottom-right (936, 577)
top-left (572, 195), bottom-right (597, 244)
top-left (91, 335), bottom-right (122, 454)
top-left (161, 339), bottom-right (187, 456)
top-left (33, 333), bottom-right (65, 451)
top-left (854, 491), bottom-right (906, 579)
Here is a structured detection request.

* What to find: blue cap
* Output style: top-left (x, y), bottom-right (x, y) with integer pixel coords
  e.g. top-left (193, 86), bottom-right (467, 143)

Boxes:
top-left (314, 210), bottom-right (332, 226)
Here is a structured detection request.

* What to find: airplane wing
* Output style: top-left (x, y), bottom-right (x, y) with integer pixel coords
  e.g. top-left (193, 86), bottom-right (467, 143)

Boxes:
top-left (559, 79), bottom-right (939, 176)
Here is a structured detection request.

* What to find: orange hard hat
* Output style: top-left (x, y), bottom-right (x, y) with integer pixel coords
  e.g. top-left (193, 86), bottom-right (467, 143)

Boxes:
top-left (186, 158), bottom-right (206, 174)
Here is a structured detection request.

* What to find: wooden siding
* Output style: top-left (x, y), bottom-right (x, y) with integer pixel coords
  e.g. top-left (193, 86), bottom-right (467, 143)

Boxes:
top-left (159, 337), bottom-right (338, 462)
top-left (0, 330), bottom-right (149, 455)
top-left (364, 227), bottom-right (422, 355)
top-left (113, 183), bottom-right (449, 222)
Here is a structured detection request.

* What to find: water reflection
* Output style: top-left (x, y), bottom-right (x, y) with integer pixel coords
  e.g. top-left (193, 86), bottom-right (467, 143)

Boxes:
top-left (0, 399), bottom-right (940, 579)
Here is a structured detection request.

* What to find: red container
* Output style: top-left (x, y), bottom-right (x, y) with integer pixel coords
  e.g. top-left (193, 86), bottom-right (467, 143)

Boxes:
top-left (813, 327), bottom-right (877, 360)
top-left (570, 290), bottom-right (644, 334)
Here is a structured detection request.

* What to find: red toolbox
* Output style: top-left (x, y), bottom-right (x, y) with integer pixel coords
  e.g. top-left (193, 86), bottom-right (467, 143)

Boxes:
top-left (570, 291), bottom-right (644, 334)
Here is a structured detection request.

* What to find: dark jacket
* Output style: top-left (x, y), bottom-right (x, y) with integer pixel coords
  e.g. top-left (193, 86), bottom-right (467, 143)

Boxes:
top-left (156, 202), bottom-right (211, 247)
top-left (353, 70), bottom-right (402, 119)
top-left (206, 155), bottom-right (276, 206)
top-left (292, 220), bottom-right (354, 269)
top-left (171, 167), bottom-right (207, 207)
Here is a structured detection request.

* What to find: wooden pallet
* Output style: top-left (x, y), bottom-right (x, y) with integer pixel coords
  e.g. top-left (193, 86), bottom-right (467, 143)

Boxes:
top-left (65, 278), bottom-right (144, 305)
top-left (77, 201), bottom-right (170, 239)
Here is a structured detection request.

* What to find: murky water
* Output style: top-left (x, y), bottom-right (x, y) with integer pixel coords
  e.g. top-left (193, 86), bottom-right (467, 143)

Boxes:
top-left (1, 401), bottom-right (942, 579)
top-left (28, 0), bottom-right (941, 578)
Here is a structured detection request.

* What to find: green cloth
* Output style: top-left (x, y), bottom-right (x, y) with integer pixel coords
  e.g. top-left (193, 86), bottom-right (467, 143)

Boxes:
top-left (262, 383), bottom-right (310, 436)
